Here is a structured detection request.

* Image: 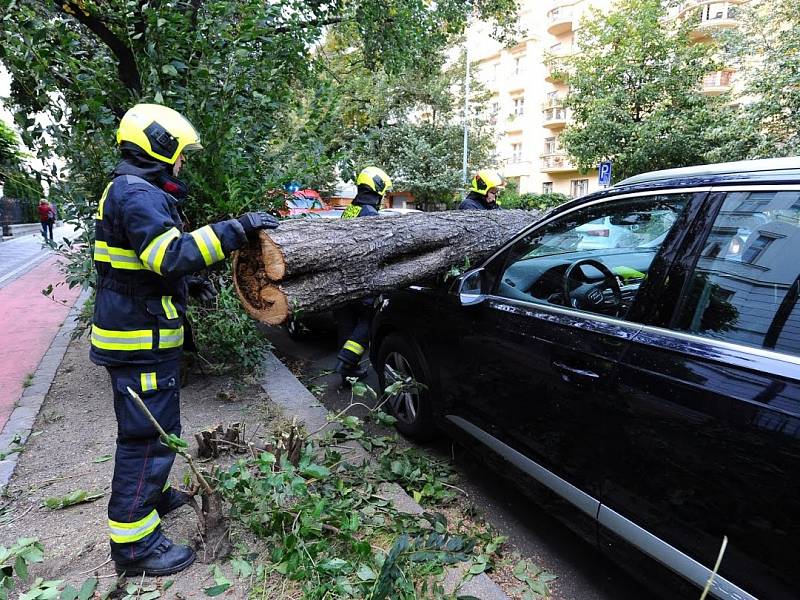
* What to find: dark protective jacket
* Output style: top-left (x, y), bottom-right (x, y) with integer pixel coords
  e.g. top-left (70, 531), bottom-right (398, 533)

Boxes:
top-left (458, 191), bottom-right (499, 210)
top-left (341, 186), bottom-right (381, 219)
top-left (90, 152), bottom-right (247, 367)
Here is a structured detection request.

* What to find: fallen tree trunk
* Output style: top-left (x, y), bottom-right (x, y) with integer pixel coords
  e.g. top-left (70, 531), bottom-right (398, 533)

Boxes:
top-left (233, 210), bottom-right (541, 325)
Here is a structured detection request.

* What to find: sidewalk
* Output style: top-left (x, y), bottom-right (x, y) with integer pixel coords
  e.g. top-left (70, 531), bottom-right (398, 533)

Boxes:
top-left (0, 224), bottom-right (76, 286)
top-left (0, 256), bottom-right (82, 431)
top-left (0, 331), bottom-right (509, 599)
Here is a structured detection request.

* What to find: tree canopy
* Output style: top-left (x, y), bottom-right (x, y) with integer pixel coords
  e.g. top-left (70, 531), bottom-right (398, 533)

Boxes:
top-left (551, 0), bottom-right (725, 181)
top-left (0, 119), bottom-right (23, 184)
top-left (715, 0), bottom-right (800, 159)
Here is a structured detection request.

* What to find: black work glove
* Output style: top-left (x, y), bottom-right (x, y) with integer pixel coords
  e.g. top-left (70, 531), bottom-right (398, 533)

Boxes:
top-left (238, 211), bottom-right (279, 239)
top-left (187, 276), bottom-right (217, 302)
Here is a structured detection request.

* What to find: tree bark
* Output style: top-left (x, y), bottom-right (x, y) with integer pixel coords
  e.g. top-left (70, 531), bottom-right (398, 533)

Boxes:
top-left (233, 210), bottom-right (540, 325)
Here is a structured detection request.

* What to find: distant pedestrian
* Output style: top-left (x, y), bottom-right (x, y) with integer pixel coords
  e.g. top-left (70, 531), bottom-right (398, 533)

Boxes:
top-left (38, 199), bottom-right (55, 241)
top-left (459, 169), bottom-right (504, 210)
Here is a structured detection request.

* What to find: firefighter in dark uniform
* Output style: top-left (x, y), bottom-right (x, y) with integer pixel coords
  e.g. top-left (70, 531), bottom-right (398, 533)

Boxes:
top-left (458, 169), bottom-right (504, 210)
top-left (92, 103), bottom-right (278, 576)
top-left (334, 167), bottom-right (393, 381)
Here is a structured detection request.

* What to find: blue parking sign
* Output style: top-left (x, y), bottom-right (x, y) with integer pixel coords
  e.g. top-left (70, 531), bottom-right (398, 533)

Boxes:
top-left (598, 161), bottom-right (613, 187)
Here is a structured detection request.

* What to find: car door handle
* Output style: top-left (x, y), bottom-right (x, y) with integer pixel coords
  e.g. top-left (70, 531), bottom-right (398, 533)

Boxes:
top-left (552, 361), bottom-right (601, 382)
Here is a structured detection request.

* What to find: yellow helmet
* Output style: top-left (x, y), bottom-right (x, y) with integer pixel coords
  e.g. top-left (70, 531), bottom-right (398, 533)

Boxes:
top-left (470, 169), bottom-right (504, 195)
top-left (116, 103), bottom-right (202, 165)
top-left (356, 166), bottom-right (393, 198)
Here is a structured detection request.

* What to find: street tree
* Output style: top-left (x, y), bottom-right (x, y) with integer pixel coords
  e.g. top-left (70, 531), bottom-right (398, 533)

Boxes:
top-left (0, 120), bottom-right (23, 183)
top-left (715, 0), bottom-right (800, 159)
top-left (550, 0), bottom-right (723, 181)
top-left (0, 0), bottom-right (519, 371)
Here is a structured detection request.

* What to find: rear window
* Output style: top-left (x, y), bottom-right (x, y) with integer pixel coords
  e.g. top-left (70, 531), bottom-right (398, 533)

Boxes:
top-left (673, 190), bottom-right (800, 357)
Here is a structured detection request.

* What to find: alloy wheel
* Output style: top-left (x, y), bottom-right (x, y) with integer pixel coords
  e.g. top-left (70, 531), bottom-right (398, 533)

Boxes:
top-left (383, 351), bottom-right (419, 425)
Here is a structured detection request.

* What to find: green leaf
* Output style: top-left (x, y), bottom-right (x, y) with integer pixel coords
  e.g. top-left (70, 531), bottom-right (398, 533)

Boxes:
top-left (161, 64), bottom-right (178, 77)
top-left (60, 585), bottom-right (79, 600)
top-left (319, 558), bottom-right (348, 573)
top-left (202, 584), bottom-right (230, 597)
top-left (355, 564), bottom-right (376, 581)
top-left (230, 558), bottom-right (252, 578)
top-left (77, 577), bottom-right (97, 600)
top-left (300, 464), bottom-right (330, 479)
top-left (14, 555), bottom-right (27, 580)
top-left (92, 455), bottom-right (112, 463)
top-left (43, 490), bottom-right (103, 510)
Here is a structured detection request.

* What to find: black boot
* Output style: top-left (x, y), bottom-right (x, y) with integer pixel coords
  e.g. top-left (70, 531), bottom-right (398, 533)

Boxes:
top-left (156, 488), bottom-right (189, 517)
top-left (335, 359), bottom-right (368, 383)
top-left (114, 537), bottom-right (195, 576)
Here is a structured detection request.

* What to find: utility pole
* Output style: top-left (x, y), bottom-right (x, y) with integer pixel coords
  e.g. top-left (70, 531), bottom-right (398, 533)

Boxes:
top-left (462, 3), bottom-right (472, 194)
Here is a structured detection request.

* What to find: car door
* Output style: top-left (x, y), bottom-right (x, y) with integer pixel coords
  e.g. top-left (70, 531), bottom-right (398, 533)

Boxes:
top-left (439, 191), bottom-right (701, 504)
top-left (601, 186), bottom-right (800, 599)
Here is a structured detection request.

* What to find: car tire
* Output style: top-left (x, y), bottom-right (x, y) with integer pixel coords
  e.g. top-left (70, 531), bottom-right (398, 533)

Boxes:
top-left (376, 332), bottom-right (437, 441)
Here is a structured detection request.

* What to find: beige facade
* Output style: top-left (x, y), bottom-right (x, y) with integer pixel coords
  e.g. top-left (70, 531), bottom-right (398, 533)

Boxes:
top-left (470, 0), bottom-right (748, 198)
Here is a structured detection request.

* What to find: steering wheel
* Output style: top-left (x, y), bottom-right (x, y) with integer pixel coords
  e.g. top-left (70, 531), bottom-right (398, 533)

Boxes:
top-left (561, 258), bottom-right (622, 314)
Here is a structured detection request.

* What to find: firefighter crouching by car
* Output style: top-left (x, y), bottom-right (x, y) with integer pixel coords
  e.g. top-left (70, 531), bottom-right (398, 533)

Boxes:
top-left (91, 103), bottom-right (278, 576)
top-left (334, 167), bottom-right (393, 382)
top-left (458, 169), bottom-right (504, 210)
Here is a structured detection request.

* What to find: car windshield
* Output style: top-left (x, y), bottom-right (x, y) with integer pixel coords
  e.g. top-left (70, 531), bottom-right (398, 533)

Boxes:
top-left (526, 203), bottom-right (680, 259)
top-left (289, 198), bottom-right (322, 209)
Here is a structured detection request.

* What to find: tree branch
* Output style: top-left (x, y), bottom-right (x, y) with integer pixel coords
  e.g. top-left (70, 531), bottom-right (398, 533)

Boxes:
top-left (56, 1), bottom-right (142, 94)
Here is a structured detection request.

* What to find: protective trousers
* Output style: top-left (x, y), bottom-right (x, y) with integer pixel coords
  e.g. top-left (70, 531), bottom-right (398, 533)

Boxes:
top-left (335, 298), bottom-right (374, 367)
top-left (106, 359), bottom-right (181, 563)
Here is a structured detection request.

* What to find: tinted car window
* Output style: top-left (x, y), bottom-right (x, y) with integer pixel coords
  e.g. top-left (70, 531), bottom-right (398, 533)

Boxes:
top-left (674, 190), bottom-right (800, 357)
top-left (493, 194), bottom-right (689, 318)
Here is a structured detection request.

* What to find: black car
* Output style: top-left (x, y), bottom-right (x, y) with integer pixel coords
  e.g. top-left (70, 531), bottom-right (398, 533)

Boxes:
top-left (370, 158), bottom-right (800, 600)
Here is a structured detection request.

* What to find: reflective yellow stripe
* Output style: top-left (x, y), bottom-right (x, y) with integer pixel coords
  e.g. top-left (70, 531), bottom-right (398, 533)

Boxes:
top-left (342, 205), bottom-right (361, 220)
top-left (139, 227), bottom-right (180, 275)
top-left (140, 372), bottom-right (157, 392)
top-left (91, 325), bottom-right (153, 351)
top-left (189, 225), bottom-right (225, 266)
top-left (95, 182), bottom-right (113, 220)
top-left (108, 510), bottom-right (160, 543)
top-left (343, 340), bottom-right (365, 356)
top-left (94, 241), bottom-right (145, 270)
top-left (163, 481), bottom-right (171, 492)
top-left (161, 296), bottom-right (178, 319)
top-left (159, 327), bottom-right (184, 349)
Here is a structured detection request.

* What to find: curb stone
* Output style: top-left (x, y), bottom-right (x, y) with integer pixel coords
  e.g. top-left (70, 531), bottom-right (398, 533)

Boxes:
top-left (0, 289), bottom-right (90, 493)
top-left (260, 351), bottom-right (511, 600)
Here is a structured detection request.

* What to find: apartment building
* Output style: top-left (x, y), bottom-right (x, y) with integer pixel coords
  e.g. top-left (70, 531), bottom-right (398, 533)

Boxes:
top-left (470, 0), bottom-right (748, 197)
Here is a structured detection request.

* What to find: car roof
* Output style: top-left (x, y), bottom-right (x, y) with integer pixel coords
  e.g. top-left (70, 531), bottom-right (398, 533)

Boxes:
top-left (616, 157), bottom-right (800, 187)
top-left (549, 157), bottom-right (800, 217)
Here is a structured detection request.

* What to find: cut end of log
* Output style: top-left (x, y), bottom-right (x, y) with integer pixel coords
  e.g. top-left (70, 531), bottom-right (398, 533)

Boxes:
top-left (233, 249), bottom-right (290, 325)
top-left (258, 230), bottom-right (286, 281)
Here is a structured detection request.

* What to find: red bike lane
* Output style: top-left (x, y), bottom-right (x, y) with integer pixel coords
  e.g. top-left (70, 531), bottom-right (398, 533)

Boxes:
top-left (0, 256), bottom-right (82, 431)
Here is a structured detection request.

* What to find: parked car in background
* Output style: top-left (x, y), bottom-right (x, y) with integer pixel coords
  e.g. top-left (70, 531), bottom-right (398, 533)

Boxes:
top-left (371, 157), bottom-right (800, 600)
top-left (279, 189), bottom-right (329, 218)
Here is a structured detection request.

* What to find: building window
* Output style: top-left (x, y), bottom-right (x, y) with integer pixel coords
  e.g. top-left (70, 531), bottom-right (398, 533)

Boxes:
top-left (546, 91), bottom-right (559, 106)
top-left (512, 97), bottom-right (525, 116)
top-left (513, 55), bottom-right (525, 76)
top-left (741, 234), bottom-right (776, 264)
top-left (511, 143), bottom-right (523, 163)
top-left (570, 179), bottom-right (588, 197)
top-left (544, 137), bottom-right (557, 154)
top-left (542, 182), bottom-right (553, 194)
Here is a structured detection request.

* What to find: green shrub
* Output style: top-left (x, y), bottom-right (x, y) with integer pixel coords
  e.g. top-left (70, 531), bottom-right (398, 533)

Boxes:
top-left (187, 272), bottom-right (271, 377)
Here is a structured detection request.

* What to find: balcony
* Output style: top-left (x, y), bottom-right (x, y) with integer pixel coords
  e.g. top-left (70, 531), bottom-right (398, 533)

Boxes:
top-left (542, 105), bottom-right (568, 129)
top-left (547, 7), bottom-right (573, 36)
top-left (702, 70), bottom-right (734, 95)
top-left (540, 152), bottom-right (577, 173)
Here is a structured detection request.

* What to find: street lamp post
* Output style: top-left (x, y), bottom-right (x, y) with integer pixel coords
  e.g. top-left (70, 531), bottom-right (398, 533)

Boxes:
top-left (462, 4), bottom-right (472, 194)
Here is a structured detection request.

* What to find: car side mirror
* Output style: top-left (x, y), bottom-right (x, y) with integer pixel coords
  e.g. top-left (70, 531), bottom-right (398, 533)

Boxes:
top-left (458, 268), bottom-right (486, 306)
